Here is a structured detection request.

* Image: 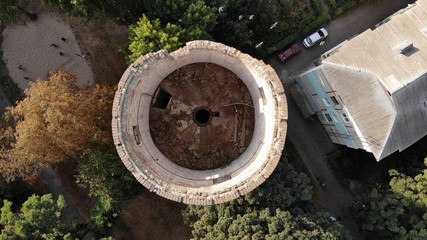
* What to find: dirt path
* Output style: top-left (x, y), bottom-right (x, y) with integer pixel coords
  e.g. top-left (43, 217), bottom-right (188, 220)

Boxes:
top-left (39, 166), bottom-right (84, 223)
top-left (268, 0), bottom-right (416, 239)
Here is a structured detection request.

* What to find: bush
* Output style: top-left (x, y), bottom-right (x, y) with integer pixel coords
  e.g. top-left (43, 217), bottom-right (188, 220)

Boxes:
top-left (328, 0), bottom-right (365, 17)
top-left (313, 11), bottom-right (330, 27)
top-left (267, 33), bottom-right (299, 54)
top-left (313, 0), bottom-right (325, 15)
top-left (0, 35), bottom-right (23, 105)
top-left (266, 0), bottom-right (329, 56)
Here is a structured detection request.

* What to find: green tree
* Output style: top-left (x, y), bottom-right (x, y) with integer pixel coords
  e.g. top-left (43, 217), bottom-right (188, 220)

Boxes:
top-left (183, 159), bottom-right (350, 239)
top-left (389, 163), bottom-right (427, 209)
top-left (180, 0), bottom-right (217, 41)
top-left (184, 193), bottom-right (349, 240)
top-left (64, 0), bottom-right (102, 19)
top-left (43, 0), bottom-right (149, 24)
top-left (0, 194), bottom-right (74, 239)
top-left (212, 0), bottom-right (257, 53)
top-left (355, 158), bottom-right (427, 239)
top-left (0, 70), bottom-right (114, 181)
top-left (0, 0), bottom-right (36, 26)
top-left (226, 208), bottom-right (347, 240)
top-left (75, 142), bottom-right (141, 232)
top-left (151, 0), bottom-right (188, 23)
top-left (124, 14), bottom-right (183, 63)
top-left (0, 174), bottom-right (32, 210)
top-left (251, 159), bottom-right (312, 209)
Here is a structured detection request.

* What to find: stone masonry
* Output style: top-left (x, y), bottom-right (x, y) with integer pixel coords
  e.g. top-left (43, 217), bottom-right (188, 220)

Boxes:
top-left (112, 40), bottom-right (288, 205)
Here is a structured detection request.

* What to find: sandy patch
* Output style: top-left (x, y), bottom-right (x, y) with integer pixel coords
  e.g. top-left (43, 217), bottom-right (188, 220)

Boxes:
top-left (1, 13), bottom-right (93, 90)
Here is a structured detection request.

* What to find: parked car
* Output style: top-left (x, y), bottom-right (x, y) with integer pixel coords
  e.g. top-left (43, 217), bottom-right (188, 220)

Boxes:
top-left (302, 28), bottom-right (328, 48)
top-left (278, 43), bottom-right (302, 62)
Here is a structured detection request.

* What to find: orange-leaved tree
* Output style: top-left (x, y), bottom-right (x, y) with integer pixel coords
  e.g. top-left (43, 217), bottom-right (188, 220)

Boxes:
top-left (0, 70), bottom-right (114, 181)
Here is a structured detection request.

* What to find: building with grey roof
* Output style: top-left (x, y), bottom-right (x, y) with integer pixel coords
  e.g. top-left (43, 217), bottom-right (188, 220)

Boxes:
top-left (294, 0), bottom-right (427, 160)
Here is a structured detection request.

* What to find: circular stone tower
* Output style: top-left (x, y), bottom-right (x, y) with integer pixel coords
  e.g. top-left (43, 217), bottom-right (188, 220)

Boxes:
top-left (112, 41), bottom-right (287, 205)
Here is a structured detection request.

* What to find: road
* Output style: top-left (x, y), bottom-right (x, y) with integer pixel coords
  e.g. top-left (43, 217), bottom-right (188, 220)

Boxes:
top-left (268, 0), bottom-right (416, 239)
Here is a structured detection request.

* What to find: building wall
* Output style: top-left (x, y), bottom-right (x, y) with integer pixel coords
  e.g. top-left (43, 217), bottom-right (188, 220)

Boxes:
top-left (296, 67), bottom-right (363, 150)
top-left (295, 0), bottom-right (427, 160)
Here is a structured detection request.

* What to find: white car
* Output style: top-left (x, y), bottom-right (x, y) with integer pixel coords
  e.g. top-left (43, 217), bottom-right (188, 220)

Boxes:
top-left (302, 28), bottom-right (328, 48)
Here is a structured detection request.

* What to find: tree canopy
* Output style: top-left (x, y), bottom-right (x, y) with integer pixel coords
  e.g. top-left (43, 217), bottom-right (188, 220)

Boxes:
top-left (75, 142), bottom-right (141, 232)
top-left (180, 0), bottom-right (217, 41)
top-left (122, 1), bottom-right (218, 63)
top-left (43, 0), bottom-right (192, 25)
top-left (125, 15), bottom-right (183, 63)
top-left (0, 0), bottom-right (32, 26)
top-left (44, 0), bottom-right (328, 58)
top-left (76, 142), bottom-right (139, 203)
top-left (0, 194), bottom-right (74, 239)
top-left (43, 0), bottom-right (159, 24)
top-left (0, 70), bottom-right (114, 181)
top-left (354, 158), bottom-right (427, 239)
top-left (183, 159), bottom-right (350, 239)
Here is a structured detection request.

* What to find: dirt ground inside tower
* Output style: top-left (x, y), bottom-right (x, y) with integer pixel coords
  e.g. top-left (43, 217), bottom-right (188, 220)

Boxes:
top-left (150, 63), bottom-right (255, 170)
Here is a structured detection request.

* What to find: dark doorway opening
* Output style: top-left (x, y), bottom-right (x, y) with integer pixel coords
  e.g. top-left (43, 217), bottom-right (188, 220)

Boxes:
top-left (153, 87), bottom-right (172, 109)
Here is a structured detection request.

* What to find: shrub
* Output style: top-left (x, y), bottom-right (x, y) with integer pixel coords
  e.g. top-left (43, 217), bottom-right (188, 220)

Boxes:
top-left (0, 36), bottom-right (23, 105)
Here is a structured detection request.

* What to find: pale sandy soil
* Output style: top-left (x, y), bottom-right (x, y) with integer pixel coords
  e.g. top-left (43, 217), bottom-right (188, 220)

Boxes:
top-left (1, 13), bottom-right (93, 90)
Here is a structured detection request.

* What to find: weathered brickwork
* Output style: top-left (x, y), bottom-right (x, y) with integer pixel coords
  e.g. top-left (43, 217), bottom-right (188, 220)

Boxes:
top-left (112, 41), bottom-right (288, 205)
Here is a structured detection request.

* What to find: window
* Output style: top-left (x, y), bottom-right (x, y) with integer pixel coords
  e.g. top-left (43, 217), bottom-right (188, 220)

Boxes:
top-left (330, 96), bottom-right (339, 105)
top-left (331, 113), bottom-right (340, 123)
top-left (324, 113), bottom-right (333, 122)
top-left (341, 113), bottom-right (350, 122)
top-left (322, 97), bottom-right (331, 106)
